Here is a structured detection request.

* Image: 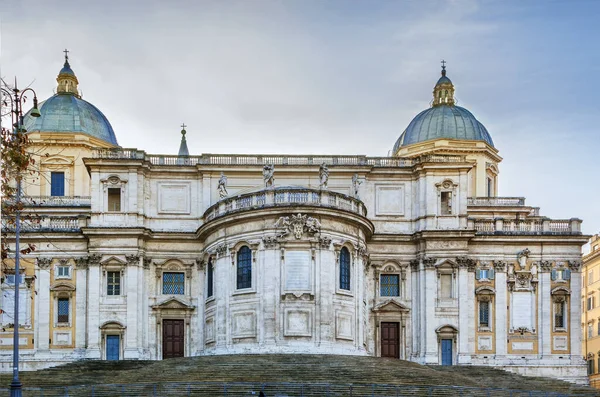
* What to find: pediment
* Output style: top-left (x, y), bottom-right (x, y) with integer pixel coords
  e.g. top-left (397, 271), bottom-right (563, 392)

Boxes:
top-left (100, 255), bottom-right (127, 266)
top-left (152, 297), bottom-right (195, 311)
top-left (372, 299), bottom-right (410, 313)
top-left (50, 281), bottom-right (76, 291)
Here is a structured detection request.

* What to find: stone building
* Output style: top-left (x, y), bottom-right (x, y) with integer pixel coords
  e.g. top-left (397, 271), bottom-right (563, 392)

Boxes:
top-left (0, 55), bottom-right (589, 383)
top-left (582, 234), bottom-right (600, 388)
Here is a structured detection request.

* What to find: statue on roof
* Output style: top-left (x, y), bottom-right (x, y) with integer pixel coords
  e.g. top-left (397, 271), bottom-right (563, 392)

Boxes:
top-left (263, 164), bottom-right (275, 188)
top-left (352, 173), bottom-right (362, 199)
top-left (319, 163), bottom-right (329, 190)
top-left (218, 172), bottom-right (228, 199)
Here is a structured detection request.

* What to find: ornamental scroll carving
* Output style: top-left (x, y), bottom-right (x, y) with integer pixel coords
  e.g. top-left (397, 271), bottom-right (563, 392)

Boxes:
top-left (568, 260), bottom-right (582, 272)
top-left (88, 254), bottom-right (102, 266)
top-left (456, 256), bottom-right (476, 272)
top-left (37, 257), bottom-right (52, 269)
top-left (318, 235), bottom-right (332, 249)
top-left (421, 256), bottom-right (437, 268)
top-left (493, 260), bottom-right (506, 272)
top-left (538, 260), bottom-right (553, 272)
top-left (215, 244), bottom-right (228, 258)
top-left (409, 259), bottom-right (419, 271)
top-left (125, 255), bottom-right (139, 265)
top-left (76, 257), bottom-right (89, 269)
top-left (262, 236), bottom-right (281, 249)
top-left (275, 213), bottom-right (321, 240)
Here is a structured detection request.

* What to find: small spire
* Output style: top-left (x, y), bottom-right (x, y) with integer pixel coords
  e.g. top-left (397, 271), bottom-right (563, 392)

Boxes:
top-left (178, 123), bottom-right (189, 157)
top-left (432, 60), bottom-right (455, 107)
top-left (57, 49), bottom-right (80, 97)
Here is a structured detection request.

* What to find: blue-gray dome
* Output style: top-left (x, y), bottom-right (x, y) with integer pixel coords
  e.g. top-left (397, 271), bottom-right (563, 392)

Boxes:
top-left (23, 94), bottom-right (118, 146)
top-left (436, 75), bottom-right (452, 85)
top-left (393, 105), bottom-right (493, 153)
top-left (59, 62), bottom-right (75, 76)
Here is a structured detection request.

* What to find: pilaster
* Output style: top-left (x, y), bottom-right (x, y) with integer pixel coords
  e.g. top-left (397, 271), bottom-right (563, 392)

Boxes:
top-left (36, 258), bottom-right (51, 352)
top-left (495, 263), bottom-right (508, 357)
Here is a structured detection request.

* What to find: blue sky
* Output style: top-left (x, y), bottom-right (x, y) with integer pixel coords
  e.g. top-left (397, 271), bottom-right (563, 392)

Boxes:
top-left (1, 0), bottom-right (599, 237)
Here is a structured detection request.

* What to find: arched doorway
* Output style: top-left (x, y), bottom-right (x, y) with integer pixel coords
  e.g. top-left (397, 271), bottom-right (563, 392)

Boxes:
top-left (436, 325), bottom-right (458, 365)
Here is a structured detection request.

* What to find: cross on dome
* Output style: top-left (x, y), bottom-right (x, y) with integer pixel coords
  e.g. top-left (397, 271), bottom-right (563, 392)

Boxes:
top-left (64, 48), bottom-right (70, 61)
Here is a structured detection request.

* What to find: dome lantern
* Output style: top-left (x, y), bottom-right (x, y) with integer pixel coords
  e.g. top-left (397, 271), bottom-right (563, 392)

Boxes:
top-left (56, 49), bottom-right (80, 97)
top-left (432, 60), bottom-right (455, 107)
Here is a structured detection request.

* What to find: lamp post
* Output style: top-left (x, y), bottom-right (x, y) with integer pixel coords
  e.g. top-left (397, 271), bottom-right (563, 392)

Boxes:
top-left (1, 79), bottom-right (41, 397)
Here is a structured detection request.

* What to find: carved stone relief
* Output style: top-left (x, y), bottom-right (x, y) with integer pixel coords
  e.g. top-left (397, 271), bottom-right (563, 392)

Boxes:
top-left (37, 257), bottom-right (52, 269)
top-left (275, 213), bottom-right (321, 240)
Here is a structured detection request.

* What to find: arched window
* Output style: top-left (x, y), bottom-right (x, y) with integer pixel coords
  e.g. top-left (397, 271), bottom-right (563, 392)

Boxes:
top-left (237, 246), bottom-right (252, 289)
top-left (339, 247), bottom-right (351, 291)
top-left (207, 258), bottom-right (214, 298)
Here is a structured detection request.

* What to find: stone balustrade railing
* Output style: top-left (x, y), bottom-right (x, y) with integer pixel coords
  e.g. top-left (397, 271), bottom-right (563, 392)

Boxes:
top-left (92, 149), bottom-right (465, 167)
top-left (469, 217), bottom-right (582, 235)
top-left (1, 216), bottom-right (84, 232)
top-left (467, 197), bottom-right (526, 206)
top-left (204, 187), bottom-right (367, 222)
top-left (15, 196), bottom-right (92, 207)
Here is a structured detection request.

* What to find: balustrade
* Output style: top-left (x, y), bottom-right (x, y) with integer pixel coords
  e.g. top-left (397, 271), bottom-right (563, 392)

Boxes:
top-left (18, 195), bottom-right (92, 207)
top-left (93, 149), bottom-right (466, 168)
top-left (467, 197), bottom-right (525, 206)
top-left (470, 217), bottom-right (581, 235)
top-left (204, 187), bottom-right (367, 222)
top-left (2, 216), bottom-right (82, 232)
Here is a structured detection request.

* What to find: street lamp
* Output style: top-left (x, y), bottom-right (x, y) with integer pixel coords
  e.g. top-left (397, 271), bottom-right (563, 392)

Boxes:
top-left (1, 79), bottom-right (41, 397)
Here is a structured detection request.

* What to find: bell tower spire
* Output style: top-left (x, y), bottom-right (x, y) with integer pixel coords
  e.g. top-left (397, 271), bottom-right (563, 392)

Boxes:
top-left (56, 49), bottom-right (80, 97)
top-left (432, 60), bottom-right (455, 107)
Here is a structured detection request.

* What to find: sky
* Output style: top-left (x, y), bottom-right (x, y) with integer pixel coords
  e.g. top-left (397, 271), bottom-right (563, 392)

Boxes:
top-left (1, 0), bottom-right (598, 238)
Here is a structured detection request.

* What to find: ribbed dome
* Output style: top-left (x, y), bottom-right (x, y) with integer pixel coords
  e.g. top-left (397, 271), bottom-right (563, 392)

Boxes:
top-left (393, 105), bottom-right (493, 154)
top-left (23, 94), bottom-right (118, 146)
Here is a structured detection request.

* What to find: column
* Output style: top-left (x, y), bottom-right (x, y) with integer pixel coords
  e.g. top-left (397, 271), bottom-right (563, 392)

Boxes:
top-left (495, 268), bottom-right (508, 357)
top-left (124, 257), bottom-right (140, 358)
top-left (570, 265), bottom-right (583, 360)
top-left (457, 266), bottom-right (470, 364)
top-left (539, 270), bottom-right (551, 357)
top-left (87, 263), bottom-right (101, 358)
top-left (75, 261), bottom-right (88, 351)
top-left (36, 261), bottom-right (51, 352)
top-left (424, 264), bottom-right (437, 363)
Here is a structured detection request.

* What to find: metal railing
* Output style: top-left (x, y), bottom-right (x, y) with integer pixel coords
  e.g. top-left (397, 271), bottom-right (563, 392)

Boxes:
top-left (91, 149), bottom-right (466, 168)
top-left (0, 381), bottom-right (581, 397)
top-left (204, 187), bottom-right (368, 221)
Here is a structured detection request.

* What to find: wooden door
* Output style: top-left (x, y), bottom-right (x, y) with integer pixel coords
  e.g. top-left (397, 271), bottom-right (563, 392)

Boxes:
top-left (106, 335), bottom-right (120, 361)
top-left (381, 322), bottom-right (400, 358)
top-left (162, 319), bottom-right (185, 359)
top-left (441, 339), bottom-right (453, 366)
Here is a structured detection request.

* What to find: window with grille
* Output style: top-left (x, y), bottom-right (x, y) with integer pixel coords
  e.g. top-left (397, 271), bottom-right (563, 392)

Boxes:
top-left (57, 298), bottom-right (69, 323)
top-left (440, 191), bottom-right (452, 215)
top-left (236, 247), bottom-right (252, 290)
top-left (207, 259), bottom-right (214, 298)
top-left (107, 271), bottom-right (121, 296)
top-left (554, 301), bottom-right (565, 329)
top-left (339, 247), bottom-right (351, 291)
top-left (162, 272), bottom-right (185, 295)
top-left (380, 275), bottom-right (399, 296)
top-left (479, 301), bottom-right (490, 328)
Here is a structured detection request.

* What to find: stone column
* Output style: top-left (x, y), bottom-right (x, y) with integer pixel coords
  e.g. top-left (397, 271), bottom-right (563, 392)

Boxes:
top-left (569, 261), bottom-right (583, 360)
top-left (75, 258), bottom-right (88, 351)
top-left (36, 258), bottom-right (52, 352)
top-left (424, 261), bottom-right (437, 363)
top-left (410, 261), bottom-right (420, 357)
top-left (457, 265), bottom-right (470, 364)
top-left (86, 255), bottom-right (101, 358)
top-left (494, 262), bottom-right (508, 357)
top-left (539, 269), bottom-right (551, 356)
top-left (124, 255), bottom-right (140, 359)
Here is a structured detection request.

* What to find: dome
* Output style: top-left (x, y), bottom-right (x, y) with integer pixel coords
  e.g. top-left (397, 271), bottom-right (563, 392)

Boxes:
top-left (23, 94), bottom-right (118, 146)
top-left (22, 52), bottom-right (119, 146)
top-left (393, 105), bottom-right (493, 153)
top-left (393, 64), bottom-right (493, 153)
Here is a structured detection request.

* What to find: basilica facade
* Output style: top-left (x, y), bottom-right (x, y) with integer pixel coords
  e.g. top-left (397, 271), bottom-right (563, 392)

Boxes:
top-left (0, 55), bottom-right (588, 383)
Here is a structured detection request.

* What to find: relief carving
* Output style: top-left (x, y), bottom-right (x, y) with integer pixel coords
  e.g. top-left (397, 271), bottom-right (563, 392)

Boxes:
top-left (125, 254), bottom-right (139, 265)
top-left (275, 213), bottom-right (321, 240)
top-left (538, 260), bottom-right (552, 272)
top-left (456, 256), bottom-right (476, 271)
top-left (215, 244), bottom-right (228, 258)
top-left (37, 257), bottom-right (52, 269)
top-left (492, 260), bottom-right (506, 272)
top-left (262, 236), bottom-right (281, 249)
top-left (318, 235), bottom-right (332, 249)
top-left (568, 260), bottom-right (582, 272)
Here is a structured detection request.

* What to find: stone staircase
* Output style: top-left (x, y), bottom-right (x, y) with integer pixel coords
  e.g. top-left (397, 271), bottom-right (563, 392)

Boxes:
top-left (0, 355), bottom-right (597, 396)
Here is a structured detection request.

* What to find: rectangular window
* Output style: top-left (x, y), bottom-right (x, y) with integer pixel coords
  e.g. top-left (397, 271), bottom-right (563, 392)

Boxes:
top-left (56, 266), bottom-right (70, 279)
top-left (380, 275), bottom-right (400, 297)
top-left (107, 188), bottom-right (121, 212)
top-left (589, 360), bottom-right (595, 375)
top-left (440, 191), bottom-right (452, 215)
top-left (163, 272), bottom-right (184, 295)
top-left (440, 274), bottom-right (453, 299)
top-left (479, 301), bottom-right (490, 328)
top-left (486, 177), bottom-right (493, 197)
top-left (588, 324), bottom-right (594, 339)
top-left (588, 296), bottom-right (595, 311)
top-left (107, 271), bottom-right (121, 296)
top-left (57, 298), bottom-right (69, 323)
top-left (554, 301), bottom-right (565, 329)
top-left (207, 262), bottom-right (214, 298)
top-left (50, 172), bottom-right (65, 196)
top-left (590, 271), bottom-right (594, 285)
